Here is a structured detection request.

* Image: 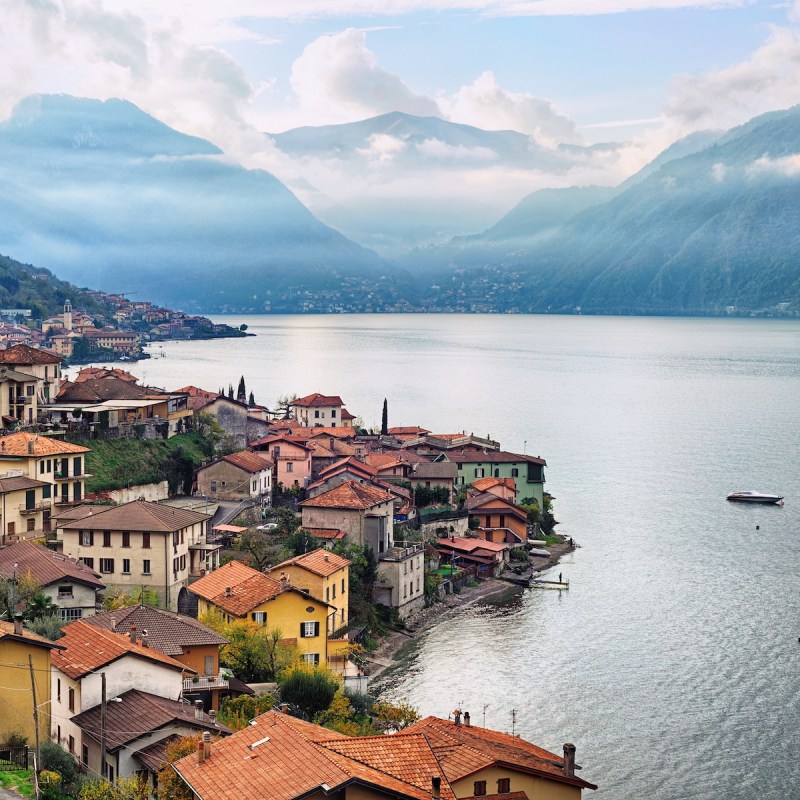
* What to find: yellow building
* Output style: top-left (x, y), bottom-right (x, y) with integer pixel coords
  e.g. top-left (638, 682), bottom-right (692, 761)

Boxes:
top-left (272, 548), bottom-right (350, 635)
top-left (0, 616), bottom-right (64, 747)
top-left (0, 475), bottom-right (55, 543)
top-left (189, 560), bottom-right (334, 667)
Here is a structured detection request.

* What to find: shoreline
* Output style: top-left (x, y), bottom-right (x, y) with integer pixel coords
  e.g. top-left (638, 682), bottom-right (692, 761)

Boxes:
top-left (365, 538), bottom-right (577, 683)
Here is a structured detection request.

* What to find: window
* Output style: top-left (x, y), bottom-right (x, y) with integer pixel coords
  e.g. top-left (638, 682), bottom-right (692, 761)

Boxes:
top-left (6, 522), bottom-right (13, 536)
top-left (74, 457), bottom-right (82, 477)
top-left (142, 559), bottom-right (151, 575)
top-left (82, 557), bottom-right (94, 570)
top-left (39, 461), bottom-right (44, 475)
top-left (42, 484), bottom-right (51, 499)
top-left (122, 531), bottom-right (130, 548)
top-left (302, 653), bottom-right (320, 665)
top-left (341, 578), bottom-right (345, 594)
top-left (122, 559), bottom-right (131, 574)
top-left (286, 462), bottom-right (293, 473)
top-left (252, 612), bottom-right (267, 624)
top-left (499, 515), bottom-right (506, 528)
top-left (60, 608), bottom-right (83, 621)
top-left (497, 778), bottom-right (511, 794)
top-left (68, 688), bottom-right (75, 712)
top-left (68, 735), bottom-right (75, 755)
top-left (331, 409), bottom-right (336, 418)
top-left (81, 531), bottom-right (94, 547)
top-left (332, 584), bottom-right (336, 599)
top-left (314, 410), bottom-right (320, 418)
top-left (57, 678), bottom-right (61, 704)
top-left (100, 558), bottom-right (114, 574)
top-left (252, 480), bottom-right (257, 492)
top-left (142, 532), bottom-right (150, 549)
top-left (26, 519), bottom-right (35, 532)
top-left (81, 744), bottom-right (88, 767)
top-left (103, 531), bottom-right (111, 547)
top-left (494, 469), bottom-right (500, 478)
top-left (511, 467), bottom-right (519, 477)
top-left (26, 384), bottom-right (34, 396)
top-left (473, 781), bottom-right (487, 797)
top-left (475, 468), bottom-right (485, 478)
top-left (210, 480), bottom-right (217, 492)
top-left (57, 585), bottom-right (73, 599)
top-left (300, 621), bottom-right (320, 638)
top-left (326, 587), bottom-right (330, 602)
top-left (204, 655), bottom-right (214, 676)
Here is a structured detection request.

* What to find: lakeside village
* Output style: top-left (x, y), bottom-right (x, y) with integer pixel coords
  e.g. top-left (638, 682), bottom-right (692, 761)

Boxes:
top-left (0, 345), bottom-right (595, 800)
top-left (0, 298), bottom-right (247, 367)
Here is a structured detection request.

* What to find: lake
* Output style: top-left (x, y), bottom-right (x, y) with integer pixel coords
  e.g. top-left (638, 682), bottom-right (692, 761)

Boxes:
top-left (105, 314), bottom-right (800, 799)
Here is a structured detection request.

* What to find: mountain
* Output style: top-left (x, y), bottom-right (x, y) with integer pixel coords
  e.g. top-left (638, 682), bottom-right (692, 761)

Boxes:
top-left (0, 95), bottom-right (405, 312)
top-left (268, 112), bottom-right (624, 256)
top-left (416, 107), bottom-right (800, 315)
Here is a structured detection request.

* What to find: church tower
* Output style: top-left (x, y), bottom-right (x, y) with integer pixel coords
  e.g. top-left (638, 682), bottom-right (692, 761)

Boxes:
top-left (63, 299), bottom-right (73, 332)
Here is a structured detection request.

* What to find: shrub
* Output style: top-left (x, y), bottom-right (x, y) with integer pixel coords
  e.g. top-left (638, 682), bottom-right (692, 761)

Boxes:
top-left (278, 666), bottom-right (338, 720)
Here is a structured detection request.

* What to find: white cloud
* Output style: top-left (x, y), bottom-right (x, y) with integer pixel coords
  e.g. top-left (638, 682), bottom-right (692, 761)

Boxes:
top-left (414, 139), bottom-right (498, 161)
top-left (289, 28), bottom-right (440, 120)
top-left (441, 70), bottom-right (583, 145)
top-left (712, 162), bottom-right (727, 182)
top-left (747, 154), bottom-right (800, 177)
top-left (663, 24), bottom-right (800, 135)
top-left (357, 133), bottom-right (408, 161)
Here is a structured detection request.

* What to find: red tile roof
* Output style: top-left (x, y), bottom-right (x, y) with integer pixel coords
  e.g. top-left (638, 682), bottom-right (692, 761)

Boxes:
top-left (0, 620), bottom-right (64, 650)
top-left (304, 528), bottom-right (346, 541)
top-left (272, 548), bottom-right (350, 578)
top-left (299, 480), bottom-right (394, 511)
top-left (220, 451), bottom-right (273, 473)
top-left (0, 344), bottom-right (62, 365)
top-left (388, 426), bottom-right (431, 436)
top-left (0, 541), bottom-right (105, 589)
top-left (0, 432), bottom-right (89, 457)
top-left (446, 450), bottom-right (547, 466)
top-left (471, 477), bottom-right (517, 493)
top-left (292, 393), bottom-right (344, 408)
top-left (51, 620), bottom-right (193, 679)
top-left (60, 500), bottom-right (209, 532)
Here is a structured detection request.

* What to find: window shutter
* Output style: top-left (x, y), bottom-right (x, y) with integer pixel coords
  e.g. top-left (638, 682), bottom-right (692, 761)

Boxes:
top-left (314, 621), bottom-right (320, 637)
top-left (300, 622), bottom-right (305, 638)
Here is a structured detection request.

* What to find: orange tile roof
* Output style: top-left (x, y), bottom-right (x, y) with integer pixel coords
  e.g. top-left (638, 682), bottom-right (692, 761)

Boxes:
top-left (292, 393), bottom-right (343, 407)
top-left (471, 477), bottom-right (517, 493)
top-left (0, 344), bottom-right (62, 365)
top-left (318, 457), bottom-right (376, 479)
top-left (299, 480), bottom-right (394, 511)
top-left (0, 620), bottom-right (65, 650)
top-left (436, 537), bottom-right (508, 553)
top-left (387, 426), bottom-right (431, 436)
top-left (51, 620), bottom-right (193, 679)
top-left (172, 711), bottom-right (448, 800)
top-left (272, 548), bottom-right (350, 578)
top-left (220, 451), bottom-right (273, 473)
top-left (0, 432), bottom-right (89, 457)
top-left (304, 528), bottom-right (346, 540)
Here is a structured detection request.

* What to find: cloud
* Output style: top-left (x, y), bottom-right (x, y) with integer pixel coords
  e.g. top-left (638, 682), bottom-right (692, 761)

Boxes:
top-left (441, 70), bottom-right (583, 145)
top-left (747, 154), bottom-right (800, 177)
top-left (289, 28), bottom-right (440, 120)
top-left (414, 139), bottom-right (498, 162)
top-left (357, 133), bottom-right (408, 161)
top-left (663, 23), bottom-right (800, 135)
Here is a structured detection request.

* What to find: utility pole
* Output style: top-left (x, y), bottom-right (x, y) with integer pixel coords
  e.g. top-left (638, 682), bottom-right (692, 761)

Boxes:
top-left (100, 672), bottom-right (107, 780)
top-left (28, 655), bottom-right (40, 771)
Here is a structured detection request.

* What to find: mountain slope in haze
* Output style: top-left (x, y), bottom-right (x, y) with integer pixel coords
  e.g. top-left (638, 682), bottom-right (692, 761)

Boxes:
top-left (0, 95), bottom-right (405, 312)
top-left (521, 106), bottom-right (800, 313)
top-left (268, 111), bottom-right (625, 256)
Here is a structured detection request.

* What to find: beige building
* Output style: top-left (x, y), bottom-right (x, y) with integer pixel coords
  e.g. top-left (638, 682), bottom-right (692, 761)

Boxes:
top-left (196, 451), bottom-right (273, 502)
top-left (290, 393), bottom-right (346, 427)
top-left (0, 475), bottom-right (54, 542)
top-left (0, 343), bottom-right (63, 404)
top-left (0, 365), bottom-right (40, 428)
top-left (59, 500), bottom-right (215, 610)
top-left (0, 433), bottom-right (89, 530)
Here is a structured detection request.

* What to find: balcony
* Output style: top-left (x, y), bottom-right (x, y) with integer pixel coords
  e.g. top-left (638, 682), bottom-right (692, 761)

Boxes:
top-left (183, 675), bottom-right (229, 691)
top-left (19, 502), bottom-right (51, 515)
top-left (379, 542), bottom-right (424, 562)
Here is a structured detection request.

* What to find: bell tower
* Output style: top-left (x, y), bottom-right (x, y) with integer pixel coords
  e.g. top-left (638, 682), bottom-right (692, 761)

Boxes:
top-left (64, 299), bottom-right (73, 332)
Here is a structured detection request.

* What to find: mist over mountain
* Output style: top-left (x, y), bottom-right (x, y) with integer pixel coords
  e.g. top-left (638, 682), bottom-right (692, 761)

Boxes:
top-left (268, 112), bottom-right (627, 256)
top-left (0, 95), bottom-right (404, 312)
top-left (415, 106), bottom-right (800, 315)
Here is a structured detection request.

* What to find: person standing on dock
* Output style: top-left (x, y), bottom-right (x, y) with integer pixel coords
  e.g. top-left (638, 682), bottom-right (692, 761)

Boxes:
top-left (559, 572), bottom-right (562, 584)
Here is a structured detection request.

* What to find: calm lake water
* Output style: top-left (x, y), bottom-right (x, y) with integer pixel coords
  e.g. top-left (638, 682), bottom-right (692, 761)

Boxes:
top-left (105, 314), bottom-right (800, 800)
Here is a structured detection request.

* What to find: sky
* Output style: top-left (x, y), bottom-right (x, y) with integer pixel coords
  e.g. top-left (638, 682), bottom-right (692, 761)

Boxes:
top-left (2, 0), bottom-right (800, 240)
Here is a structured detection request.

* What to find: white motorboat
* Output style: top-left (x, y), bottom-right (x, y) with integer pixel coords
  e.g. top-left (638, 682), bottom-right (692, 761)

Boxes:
top-left (726, 491), bottom-right (784, 505)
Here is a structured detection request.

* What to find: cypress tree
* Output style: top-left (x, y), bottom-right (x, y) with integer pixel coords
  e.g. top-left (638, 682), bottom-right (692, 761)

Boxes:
top-left (248, 390), bottom-right (256, 407)
top-left (237, 376), bottom-right (246, 404)
top-left (381, 398), bottom-right (388, 436)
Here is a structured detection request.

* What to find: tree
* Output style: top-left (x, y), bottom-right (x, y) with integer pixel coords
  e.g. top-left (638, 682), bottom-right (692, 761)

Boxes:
top-left (237, 376), bottom-right (246, 404)
top-left (157, 735), bottom-right (202, 800)
top-left (24, 592), bottom-right (58, 620)
top-left (275, 393), bottom-right (298, 419)
top-left (236, 531), bottom-right (288, 572)
top-left (102, 586), bottom-right (159, 610)
top-left (278, 666), bottom-right (338, 720)
top-left (284, 528), bottom-right (320, 557)
top-left (248, 390), bottom-right (255, 407)
top-left (26, 615), bottom-right (68, 640)
top-left (263, 507), bottom-right (300, 536)
top-left (381, 398), bottom-right (388, 436)
top-left (0, 571), bottom-right (41, 621)
top-left (227, 384), bottom-right (234, 400)
top-left (217, 693), bottom-right (275, 731)
top-left (370, 699), bottom-right (420, 732)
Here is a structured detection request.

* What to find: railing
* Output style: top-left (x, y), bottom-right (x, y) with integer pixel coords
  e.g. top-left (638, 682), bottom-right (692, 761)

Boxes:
top-left (379, 542), bottom-right (424, 562)
top-left (183, 675), bottom-right (229, 691)
top-left (0, 745), bottom-right (28, 770)
top-left (19, 502), bottom-right (51, 514)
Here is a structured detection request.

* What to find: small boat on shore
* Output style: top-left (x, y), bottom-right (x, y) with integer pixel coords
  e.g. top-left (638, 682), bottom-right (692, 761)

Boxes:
top-left (726, 491), bottom-right (784, 505)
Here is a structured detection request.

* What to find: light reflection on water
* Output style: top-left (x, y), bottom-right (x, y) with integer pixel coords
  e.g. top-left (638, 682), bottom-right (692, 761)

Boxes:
top-left (105, 314), bottom-right (800, 799)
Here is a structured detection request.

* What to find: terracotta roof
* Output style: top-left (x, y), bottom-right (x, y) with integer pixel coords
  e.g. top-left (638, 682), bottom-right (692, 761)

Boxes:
top-left (189, 561), bottom-right (281, 616)
top-left (436, 537), bottom-right (508, 553)
top-left (467, 493), bottom-right (528, 520)
top-left (318, 457), bottom-right (376, 480)
top-left (403, 717), bottom-right (596, 790)
top-left (57, 377), bottom-right (151, 403)
top-left (341, 408), bottom-right (355, 420)
top-left (307, 427), bottom-right (357, 439)
top-left (0, 476), bottom-right (50, 493)
top-left (471, 477), bottom-right (517, 493)
top-left (172, 711), bottom-right (445, 800)
top-left (51, 504), bottom-right (100, 524)
top-left (220, 451), bottom-right (273, 473)
top-left (72, 689), bottom-right (229, 751)
top-left (387, 426), bottom-right (431, 436)
top-left (85, 605), bottom-right (228, 656)
top-left (292, 393), bottom-right (344, 408)
top-left (249, 435), bottom-right (313, 452)
top-left (51, 620), bottom-right (193, 679)
top-left (272, 548), bottom-right (350, 578)
top-left (299, 481), bottom-right (394, 511)
top-left (0, 432), bottom-right (89, 457)
top-left (60, 499), bottom-right (209, 532)
top-left (74, 367), bottom-right (138, 383)
top-left (0, 344), bottom-right (62, 365)
top-left (304, 528), bottom-right (346, 541)
top-left (0, 619), bottom-right (64, 649)
top-left (0, 541), bottom-right (105, 589)
top-left (176, 386), bottom-right (216, 397)
top-left (134, 733), bottom-right (182, 773)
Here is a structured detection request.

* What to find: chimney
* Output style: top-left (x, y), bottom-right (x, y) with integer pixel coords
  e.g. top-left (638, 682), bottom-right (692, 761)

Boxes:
top-left (563, 743), bottom-right (576, 778)
top-left (323, 554), bottom-right (329, 562)
top-left (280, 704), bottom-right (289, 714)
top-left (225, 586), bottom-right (231, 597)
top-left (197, 736), bottom-right (205, 765)
top-left (140, 630), bottom-right (149, 647)
top-left (28, 440), bottom-right (34, 455)
top-left (431, 776), bottom-right (441, 800)
top-left (129, 625), bottom-right (137, 644)
top-left (194, 700), bottom-right (204, 720)
top-left (209, 710), bottom-right (217, 725)
top-left (463, 711), bottom-right (471, 727)
top-left (13, 613), bottom-right (23, 636)
top-left (453, 709), bottom-right (461, 726)
top-left (280, 572), bottom-right (287, 590)
top-left (202, 731), bottom-right (211, 760)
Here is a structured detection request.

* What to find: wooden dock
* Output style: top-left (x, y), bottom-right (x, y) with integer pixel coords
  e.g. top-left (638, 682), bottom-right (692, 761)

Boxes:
top-left (531, 579), bottom-right (569, 590)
